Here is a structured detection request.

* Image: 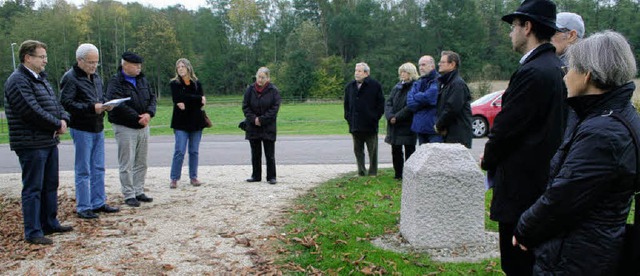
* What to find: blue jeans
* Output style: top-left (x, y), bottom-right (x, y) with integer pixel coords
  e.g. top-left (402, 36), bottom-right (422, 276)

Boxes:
top-left (70, 128), bottom-right (106, 212)
top-left (418, 133), bottom-right (444, 145)
top-left (15, 146), bottom-right (61, 239)
top-left (170, 129), bottom-right (202, 180)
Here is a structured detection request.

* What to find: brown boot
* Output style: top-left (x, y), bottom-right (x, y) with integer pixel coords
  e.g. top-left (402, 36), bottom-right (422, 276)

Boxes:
top-left (190, 178), bottom-right (204, 186)
top-left (170, 180), bottom-right (177, 189)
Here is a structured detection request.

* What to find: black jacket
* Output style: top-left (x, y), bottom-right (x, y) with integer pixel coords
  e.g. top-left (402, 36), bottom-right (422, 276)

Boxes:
top-left (60, 64), bottom-right (105, 133)
top-left (482, 43), bottom-right (566, 223)
top-left (435, 69), bottom-right (472, 148)
top-left (170, 79), bottom-right (206, 132)
top-left (384, 81), bottom-right (416, 145)
top-left (343, 77), bottom-right (385, 134)
top-left (515, 83), bottom-right (639, 275)
top-left (3, 64), bottom-right (69, 151)
top-left (106, 67), bottom-right (156, 129)
top-left (242, 83), bottom-right (281, 141)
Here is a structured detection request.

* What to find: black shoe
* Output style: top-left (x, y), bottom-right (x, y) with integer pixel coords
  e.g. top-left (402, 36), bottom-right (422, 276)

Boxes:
top-left (26, 236), bottom-right (53, 245)
top-left (93, 204), bottom-right (120, 213)
top-left (135, 194), bottom-right (153, 202)
top-left (125, 198), bottom-right (140, 207)
top-left (246, 178), bottom-right (261, 182)
top-left (77, 210), bottom-right (99, 219)
top-left (44, 225), bottom-right (74, 235)
top-left (268, 179), bottom-right (277, 185)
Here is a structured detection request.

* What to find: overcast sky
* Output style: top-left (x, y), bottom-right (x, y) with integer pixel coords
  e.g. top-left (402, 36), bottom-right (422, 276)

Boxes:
top-left (38, 0), bottom-right (210, 11)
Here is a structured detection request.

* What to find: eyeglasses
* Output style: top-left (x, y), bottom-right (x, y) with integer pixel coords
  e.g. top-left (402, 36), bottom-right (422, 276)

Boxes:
top-left (29, 54), bottom-right (47, 60)
top-left (82, 59), bottom-right (100, 66)
top-left (561, 66), bottom-right (569, 74)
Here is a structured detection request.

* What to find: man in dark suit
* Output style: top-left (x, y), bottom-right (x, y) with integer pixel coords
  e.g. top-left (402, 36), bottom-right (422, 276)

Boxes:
top-left (480, 0), bottom-right (566, 274)
top-left (344, 62), bottom-right (385, 176)
top-left (434, 50), bottom-right (472, 149)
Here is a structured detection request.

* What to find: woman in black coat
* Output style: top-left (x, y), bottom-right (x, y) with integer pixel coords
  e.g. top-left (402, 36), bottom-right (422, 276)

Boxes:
top-left (242, 67), bottom-right (281, 184)
top-left (384, 62), bottom-right (418, 180)
top-left (513, 31), bottom-right (640, 275)
top-left (169, 58), bottom-right (207, 189)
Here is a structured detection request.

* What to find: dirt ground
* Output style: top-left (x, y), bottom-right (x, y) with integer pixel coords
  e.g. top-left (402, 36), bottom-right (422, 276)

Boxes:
top-left (0, 164), bottom-right (358, 275)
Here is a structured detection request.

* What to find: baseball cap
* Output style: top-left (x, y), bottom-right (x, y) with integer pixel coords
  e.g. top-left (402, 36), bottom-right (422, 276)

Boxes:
top-left (556, 12), bottom-right (585, 38)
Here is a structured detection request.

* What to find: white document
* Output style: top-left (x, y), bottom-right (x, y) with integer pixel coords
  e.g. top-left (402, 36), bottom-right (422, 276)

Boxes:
top-left (104, 97), bottom-right (131, 107)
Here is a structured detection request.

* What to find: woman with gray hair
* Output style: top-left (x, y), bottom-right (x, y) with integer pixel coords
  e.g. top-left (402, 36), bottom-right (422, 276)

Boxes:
top-left (384, 62), bottom-right (419, 180)
top-left (512, 30), bottom-right (640, 275)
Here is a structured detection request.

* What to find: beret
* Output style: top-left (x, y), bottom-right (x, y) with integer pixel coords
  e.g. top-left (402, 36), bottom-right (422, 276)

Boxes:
top-left (122, 51), bottom-right (143, 63)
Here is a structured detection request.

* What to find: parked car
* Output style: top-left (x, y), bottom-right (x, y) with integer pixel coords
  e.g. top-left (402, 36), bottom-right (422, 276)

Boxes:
top-left (471, 90), bottom-right (504, 138)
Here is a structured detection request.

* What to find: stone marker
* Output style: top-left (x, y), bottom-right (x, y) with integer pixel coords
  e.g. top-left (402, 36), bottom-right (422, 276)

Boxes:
top-left (399, 143), bottom-right (492, 253)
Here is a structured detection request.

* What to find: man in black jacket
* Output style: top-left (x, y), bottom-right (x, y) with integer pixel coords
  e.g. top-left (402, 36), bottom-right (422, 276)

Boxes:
top-left (480, 0), bottom-right (566, 275)
top-left (434, 51), bottom-right (472, 148)
top-left (60, 43), bottom-right (119, 219)
top-left (344, 62), bottom-right (385, 176)
top-left (106, 52), bottom-right (156, 208)
top-left (4, 40), bottom-right (73, 245)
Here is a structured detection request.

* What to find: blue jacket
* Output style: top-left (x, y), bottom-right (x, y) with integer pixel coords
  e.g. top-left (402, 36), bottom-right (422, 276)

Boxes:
top-left (406, 70), bottom-right (439, 134)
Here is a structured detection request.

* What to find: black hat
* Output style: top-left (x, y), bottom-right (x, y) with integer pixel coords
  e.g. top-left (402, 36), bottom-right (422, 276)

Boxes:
top-left (121, 51), bottom-right (143, 63)
top-left (502, 0), bottom-right (559, 31)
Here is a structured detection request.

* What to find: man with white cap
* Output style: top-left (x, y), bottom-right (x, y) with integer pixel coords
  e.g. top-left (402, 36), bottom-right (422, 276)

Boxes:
top-left (552, 12), bottom-right (585, 65)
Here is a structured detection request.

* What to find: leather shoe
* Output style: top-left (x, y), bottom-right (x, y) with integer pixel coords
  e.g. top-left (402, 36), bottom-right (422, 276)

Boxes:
top-left (93, 204), bottom-right (120, 213)
top-left (190, 178), bottom-right (204, 186)
top-left (170, 180), bottom-right (177, 189)
top-left (44, 225), bottom-right (73, 235)
top-left (246, 178), bottom-right (261, 182)
top-left (268, 179), bottom-right (277, 185)
top-left (77, 210), bottom-right (99, 219)
top-left (26, 236), bottom-right (53, 245)
top-left (135, 194), bottom-right (153, 202)
top-left (125, 198), bottom-right (140, 207)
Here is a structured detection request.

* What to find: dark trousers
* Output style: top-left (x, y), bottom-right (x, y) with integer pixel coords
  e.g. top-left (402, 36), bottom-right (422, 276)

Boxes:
top-left (351, 132), bottom-right (378, 176)
top-left (16, 146), bottom-right (61, 239)
top-left (249, 139), bottom-right (276, 181)
top-left (499, 222), bottom-right (534, 276)
top-left (391, 145), bottom-right (415, 179)
top-left (417, 133), bottom-right (443, 145)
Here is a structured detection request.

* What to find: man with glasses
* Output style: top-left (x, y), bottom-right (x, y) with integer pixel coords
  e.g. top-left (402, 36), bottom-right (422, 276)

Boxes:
top-left (434, 51), bottom-right (472, 148)
top-left (106, 52), bottom-right (156, 207)
top-left (552, 12), bottom-right (584, 65)
top-left (60, 43), bottom-right (120, 220)
top-left (4, 40), bottom-right (73, 245)
top-left (480, 0), bottom-right (566, 274)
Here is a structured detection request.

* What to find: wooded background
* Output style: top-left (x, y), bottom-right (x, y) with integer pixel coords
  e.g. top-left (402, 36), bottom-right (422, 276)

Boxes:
top-left (0, 0), bottom-right (638, 104)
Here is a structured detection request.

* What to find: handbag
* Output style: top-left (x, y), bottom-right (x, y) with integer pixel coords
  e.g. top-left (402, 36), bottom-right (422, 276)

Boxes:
top-left (238, 120), bottom-right (247, 131)
top-left (203, 110), bottom-right (212, 128)
top-left (611, 112), bottom-right (640, 276)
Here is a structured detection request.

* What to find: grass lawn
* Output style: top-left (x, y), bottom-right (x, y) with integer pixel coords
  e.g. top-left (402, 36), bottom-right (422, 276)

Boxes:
top-left (0, 98), bottom-right (386, 144)
top-left (274, 168), bottom-right (502, 275)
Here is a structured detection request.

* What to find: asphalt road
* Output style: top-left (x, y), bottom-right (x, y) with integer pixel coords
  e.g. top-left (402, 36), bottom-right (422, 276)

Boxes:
top-left (0, 135), bottom-right (488, 174)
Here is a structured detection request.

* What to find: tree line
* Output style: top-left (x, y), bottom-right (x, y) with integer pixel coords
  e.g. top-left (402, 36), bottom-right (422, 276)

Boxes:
top-left (0, 0), bottom-right (638, 106)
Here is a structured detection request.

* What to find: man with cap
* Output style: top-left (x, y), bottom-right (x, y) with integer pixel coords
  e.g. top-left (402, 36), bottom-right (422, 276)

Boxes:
top-left (106, 52), bottom-right (156, 207)
top-left (480, 0), bottom-right (566, 274)
top-left (552, 12), bottom-right (585, 65)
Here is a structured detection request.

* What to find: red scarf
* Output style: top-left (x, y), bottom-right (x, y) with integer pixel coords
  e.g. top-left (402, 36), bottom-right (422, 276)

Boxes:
top-left (254, 82), bottom-right (269, 93)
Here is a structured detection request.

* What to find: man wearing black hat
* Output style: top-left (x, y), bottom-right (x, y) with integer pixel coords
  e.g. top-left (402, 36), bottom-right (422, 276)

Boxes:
top-left (106, 52), bottom-right (156, 207)
top-left (480, 0), bottom-right (566, 274)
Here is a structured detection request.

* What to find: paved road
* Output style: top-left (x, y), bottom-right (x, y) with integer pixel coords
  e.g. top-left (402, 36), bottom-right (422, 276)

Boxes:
top-left (0, 135), bottom-right (488, 173)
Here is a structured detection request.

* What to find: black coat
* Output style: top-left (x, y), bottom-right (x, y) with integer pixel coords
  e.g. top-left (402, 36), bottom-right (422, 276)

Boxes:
top-left (60, 64), bottom-right (105, 133)
top-left (106, 67), bottom-right (157, 129)
top-left (343, 77), bottom-right (385, 134)
top-left (242, 83), bottom-right (281, 141)
top-left (170, 79), bottom-right (206, 132)
top-left (3, 64), bottom-right (69, 151)
top-left (435, 69), bottom-right (472, 148)
top-left (515, 83), bottom-right (639, 275)
top-left (482, 43), bottom-right (566, 223)
top-left (384, 81), bottom-right (416, 145)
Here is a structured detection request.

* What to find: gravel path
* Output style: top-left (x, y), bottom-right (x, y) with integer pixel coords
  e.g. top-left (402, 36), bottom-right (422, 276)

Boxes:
top-left (0, 164), bottom-right (367, 275)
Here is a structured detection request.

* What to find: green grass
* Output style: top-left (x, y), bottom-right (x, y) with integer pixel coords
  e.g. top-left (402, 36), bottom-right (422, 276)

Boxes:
top-left (275, 168), bottom-right (502, 275)
top-left (0, 98), bottom-right (387, 143)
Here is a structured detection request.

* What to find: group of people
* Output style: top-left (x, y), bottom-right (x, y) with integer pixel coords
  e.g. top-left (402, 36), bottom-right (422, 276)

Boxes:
top-left (344, 53), bottom-right (473, 180)
top-left (4, 0), bottom-right (640, 274)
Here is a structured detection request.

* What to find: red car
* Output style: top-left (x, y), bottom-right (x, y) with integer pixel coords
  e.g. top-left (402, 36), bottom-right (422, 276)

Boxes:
top-left (471, 90), bottom-right (504, 138)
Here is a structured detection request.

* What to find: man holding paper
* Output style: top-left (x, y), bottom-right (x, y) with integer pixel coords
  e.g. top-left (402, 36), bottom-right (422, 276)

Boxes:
top-left (106, 52), bottom-right (156, 207)
top-left (61, 43), bottom-right (120, 219)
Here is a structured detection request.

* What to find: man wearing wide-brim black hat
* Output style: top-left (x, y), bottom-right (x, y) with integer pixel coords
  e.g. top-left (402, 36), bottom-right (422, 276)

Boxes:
top-left (480, 0), bottom-right (567, 275)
